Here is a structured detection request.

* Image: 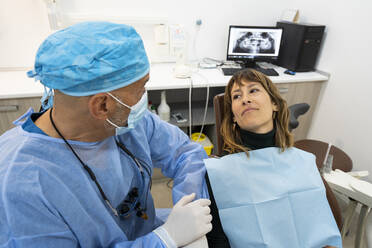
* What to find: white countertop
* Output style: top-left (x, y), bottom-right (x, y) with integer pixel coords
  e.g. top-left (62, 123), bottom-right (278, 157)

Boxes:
top-left (0, 63), bottom-right (329, 99)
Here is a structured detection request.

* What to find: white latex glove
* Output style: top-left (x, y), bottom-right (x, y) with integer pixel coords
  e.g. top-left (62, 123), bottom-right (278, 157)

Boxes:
top-left (153, 193), bottom-right (212, 248)
top-left (182, 235), bottom-right (208, 248)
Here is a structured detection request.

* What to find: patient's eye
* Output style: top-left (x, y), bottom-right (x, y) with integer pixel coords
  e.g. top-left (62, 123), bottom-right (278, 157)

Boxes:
top-left (249, 88), bottom-right (259, 94)
top-left (232, 94), bottom-right (241, 100)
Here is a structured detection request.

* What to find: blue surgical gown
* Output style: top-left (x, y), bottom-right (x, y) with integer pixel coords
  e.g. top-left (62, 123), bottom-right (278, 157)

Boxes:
top-left (0, 109), bottom-right (208, 247)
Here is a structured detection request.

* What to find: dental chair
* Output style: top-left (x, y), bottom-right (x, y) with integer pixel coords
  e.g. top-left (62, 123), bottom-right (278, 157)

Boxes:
top-left (294, 139), bottom-right (353, 235)
top-left (294, 139), bottom-right (352, 172)
top-left (213, 93), bottom-right (343, 231)
top-left (288, 103), bottom-right (310, 132)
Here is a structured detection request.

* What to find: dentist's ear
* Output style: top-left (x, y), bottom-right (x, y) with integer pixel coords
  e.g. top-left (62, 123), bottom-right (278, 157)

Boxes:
top-left (88, 93), bottom-right (112, 120)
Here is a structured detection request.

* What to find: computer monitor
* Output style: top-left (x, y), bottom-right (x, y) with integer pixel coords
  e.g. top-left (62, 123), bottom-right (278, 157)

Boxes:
top-left (226, 25), bottom-right (283, 68)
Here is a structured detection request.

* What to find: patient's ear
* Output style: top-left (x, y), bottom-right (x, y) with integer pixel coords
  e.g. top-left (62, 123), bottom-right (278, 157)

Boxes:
top-left (271, 102), bottom-right (278, 111)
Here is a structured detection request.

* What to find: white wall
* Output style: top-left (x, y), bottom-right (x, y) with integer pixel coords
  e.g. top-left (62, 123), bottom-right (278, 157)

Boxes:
top-left (57, 0), bottom-right (292, 60)
top-left (291, 0), bottom-right (372, 180)
top-left (2, 0), bottom-right (371, 180)
top-left (0, 0), bottom-right (51, 68)
top-left (2, 0), bottom-right (292, 66)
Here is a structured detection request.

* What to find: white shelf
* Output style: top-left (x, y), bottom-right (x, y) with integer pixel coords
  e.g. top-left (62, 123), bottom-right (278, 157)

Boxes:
top-left (0, 63), bottom-right (329, 99)
top-left (167, 102), bottom-right (214, 127)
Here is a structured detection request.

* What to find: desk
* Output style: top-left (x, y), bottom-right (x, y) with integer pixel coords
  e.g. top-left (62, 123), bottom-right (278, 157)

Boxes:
top-left (146, 63), bottom-right (329, 89)
top-left (0, 63), bottom-right (329, 98)
top-left (0, 63), bottom-right (329, 140)
top-left (324, 170), bottom-right (372, 248)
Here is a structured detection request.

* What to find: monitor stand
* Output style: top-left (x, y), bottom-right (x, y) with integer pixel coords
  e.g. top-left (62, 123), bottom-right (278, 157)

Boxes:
top-left (239, 60), bottom-right (279, 76)
top-left (241, 60), bottom-right (258, 69)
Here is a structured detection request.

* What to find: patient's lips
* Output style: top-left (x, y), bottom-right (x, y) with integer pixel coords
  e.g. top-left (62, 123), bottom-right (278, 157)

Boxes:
top-left (241, 107), bottom-right (258, 116)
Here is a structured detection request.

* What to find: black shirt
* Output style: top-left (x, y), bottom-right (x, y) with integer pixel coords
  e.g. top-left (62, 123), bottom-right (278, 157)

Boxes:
top-left (205, 128), bottom-right (276, 247)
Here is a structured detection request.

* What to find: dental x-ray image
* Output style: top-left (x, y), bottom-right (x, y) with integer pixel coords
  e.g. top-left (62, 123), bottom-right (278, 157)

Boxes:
top-left (232, 31), bottom-right (276, 54)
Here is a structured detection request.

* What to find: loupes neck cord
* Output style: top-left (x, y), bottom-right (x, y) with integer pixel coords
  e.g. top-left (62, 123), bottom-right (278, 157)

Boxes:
top-left (115, 141), bottom-right (152, 216)
top-left (49, 108), bottom-right (119, 216)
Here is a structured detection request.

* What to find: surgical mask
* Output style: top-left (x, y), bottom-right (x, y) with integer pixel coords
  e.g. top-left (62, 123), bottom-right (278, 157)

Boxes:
top-left (106, 91), bottom-right (148, 136)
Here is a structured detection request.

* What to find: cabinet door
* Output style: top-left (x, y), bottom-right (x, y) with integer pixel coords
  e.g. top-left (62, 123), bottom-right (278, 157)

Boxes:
top-left (275, 82), bottom-right (323, 140)
top-left (275, 83), bottom-right (292, 103)
top-left (0, 97), bottom-right (41, 134)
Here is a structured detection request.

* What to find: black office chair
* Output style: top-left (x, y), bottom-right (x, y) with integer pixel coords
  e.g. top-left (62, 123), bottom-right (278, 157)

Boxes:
top-left (288, 103), bottom-right (310, 132)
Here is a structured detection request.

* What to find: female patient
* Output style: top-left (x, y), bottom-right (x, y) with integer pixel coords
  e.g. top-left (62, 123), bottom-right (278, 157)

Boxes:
top-left (205, 69), bottom-right (341, 248)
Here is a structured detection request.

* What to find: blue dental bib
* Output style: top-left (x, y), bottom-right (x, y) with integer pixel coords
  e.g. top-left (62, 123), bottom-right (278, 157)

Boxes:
top-left (205, 147), bottom-right (342, 248)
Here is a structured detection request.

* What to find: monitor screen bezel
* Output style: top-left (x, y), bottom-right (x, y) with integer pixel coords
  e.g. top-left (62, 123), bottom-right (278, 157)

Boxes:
top-left (226, 25), bottom-right (283, 63)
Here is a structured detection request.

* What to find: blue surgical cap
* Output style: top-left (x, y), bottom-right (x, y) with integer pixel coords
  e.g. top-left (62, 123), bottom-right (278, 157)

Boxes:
top-left (27, 21), bottom-right (150, 98)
